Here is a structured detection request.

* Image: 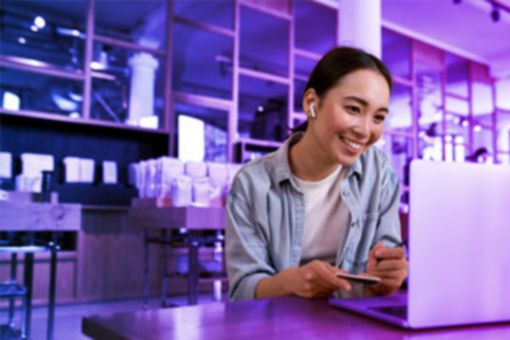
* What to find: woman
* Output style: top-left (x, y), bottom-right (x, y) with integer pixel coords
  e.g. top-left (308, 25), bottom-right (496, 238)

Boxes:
top-left (226, 47), bottom-right (407, 301)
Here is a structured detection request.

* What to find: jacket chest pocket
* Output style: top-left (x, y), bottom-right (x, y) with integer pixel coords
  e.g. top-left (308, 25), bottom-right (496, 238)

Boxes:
top-left (345, 212), bottom-right (379, 272)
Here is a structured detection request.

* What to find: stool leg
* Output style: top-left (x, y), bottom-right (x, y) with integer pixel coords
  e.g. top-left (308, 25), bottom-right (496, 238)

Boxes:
top-left (23, 253), bottom-right (34, 339)
top-left (188, 232), bottom-right (199, 305)
top-left (8, 253), bottom-right (18, 327)
top-left (213, 279), bottom-right (222, 302)
top-left (160, 230), bottom-right (169, 307)
top-left (21, 290), bottom-right (28, 339)
top-left (47, 242), bottom-right (58, 340)
top-left (143, 229), bottom-right (150, 310)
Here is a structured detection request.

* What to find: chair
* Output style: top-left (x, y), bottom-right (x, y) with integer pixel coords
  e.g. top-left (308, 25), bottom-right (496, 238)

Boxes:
top-left (0, 234), bottom-right (51, 339)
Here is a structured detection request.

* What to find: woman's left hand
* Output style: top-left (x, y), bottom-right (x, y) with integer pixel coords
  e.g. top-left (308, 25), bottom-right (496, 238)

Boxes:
top-left (362, 242), bottom-right (408, 295)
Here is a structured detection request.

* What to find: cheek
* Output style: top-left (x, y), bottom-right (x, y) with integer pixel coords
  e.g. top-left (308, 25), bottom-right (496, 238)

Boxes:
top-left (329, 112), bottom-right (353, 131)
top-left (369, 125), bottom-right (385, 144)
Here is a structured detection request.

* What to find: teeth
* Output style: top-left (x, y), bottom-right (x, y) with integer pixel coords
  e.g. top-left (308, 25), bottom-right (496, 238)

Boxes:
top-left (340, 136), bottom-right (362, 150)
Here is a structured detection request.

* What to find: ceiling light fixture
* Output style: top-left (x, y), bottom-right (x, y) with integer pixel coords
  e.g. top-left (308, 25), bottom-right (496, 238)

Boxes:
top-left (491, 6), bottom-right (500, 22)
top-left (34, 15), bottom-right (46, 29)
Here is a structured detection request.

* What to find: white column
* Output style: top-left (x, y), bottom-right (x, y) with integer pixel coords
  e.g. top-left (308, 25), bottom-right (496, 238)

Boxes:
top-left (338, 0), bottom-right (382, 58)
top-left (127, 52), bottom-right (159, 126)
top-left (496, 78), bottom-right (510, 164)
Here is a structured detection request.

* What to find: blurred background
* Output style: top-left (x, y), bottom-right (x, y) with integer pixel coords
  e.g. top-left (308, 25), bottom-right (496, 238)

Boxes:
top-left (0, 0), bottom-right (509, 339)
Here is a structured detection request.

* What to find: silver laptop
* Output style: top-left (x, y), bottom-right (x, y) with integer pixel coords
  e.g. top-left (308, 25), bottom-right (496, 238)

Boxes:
top-left (329, 160), bottom-right (510, 329)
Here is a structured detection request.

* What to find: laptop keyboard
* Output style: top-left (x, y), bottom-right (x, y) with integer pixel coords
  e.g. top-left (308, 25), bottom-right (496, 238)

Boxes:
top-left (369, 305), bottom-right (408, 320)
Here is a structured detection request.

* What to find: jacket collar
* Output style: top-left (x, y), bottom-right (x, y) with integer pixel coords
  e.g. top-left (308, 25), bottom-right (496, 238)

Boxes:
top-left (272, 132), bottom-right (364, 184)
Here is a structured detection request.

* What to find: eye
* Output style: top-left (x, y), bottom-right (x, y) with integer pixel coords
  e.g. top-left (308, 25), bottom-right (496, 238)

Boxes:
top-left (345, 105), bottom-right (361, 114)
top-left (374, 114), bottom-right (386, 123)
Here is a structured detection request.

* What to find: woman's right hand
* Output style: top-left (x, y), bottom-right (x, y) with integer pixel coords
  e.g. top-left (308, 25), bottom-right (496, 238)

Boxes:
top-left (285, 260), bottom-right (352, 298)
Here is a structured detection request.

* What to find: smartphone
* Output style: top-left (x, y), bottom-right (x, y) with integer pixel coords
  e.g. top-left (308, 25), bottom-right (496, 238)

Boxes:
top-left (336, 273), bottom-right (381, 285)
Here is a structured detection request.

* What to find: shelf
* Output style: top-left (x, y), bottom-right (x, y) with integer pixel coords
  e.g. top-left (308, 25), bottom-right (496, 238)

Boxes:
top-left (129, 206), bottom-right (226, 230)
top-left (0, 55), bottom-right (84, 81)
top-left (496, 108), bottom-right (510, 114)
top-left (239, 67), bottom-right (290, 85)
top-left (236, 138), bottom-right (283, 149)
top-left (294, 48), bottom-right (321, 61)
top-left (0, 251), bottom-right (77, 261)
top-left (94, 35), bottom-right (166, 56)
top-left (235, 138), bottom-right (282, 163)
top-left (445, 92), bottom-right (469, 101)
top-left (292, 111), bottom-right (307, 120)
top-left (82, 205), bottom-right (130, 211)
top-left (239, 0), bottom-right (292, 21)
top-left (383, 129), bottom-right (414, 138)
top-left (174, 16), bottom-right (235, 38)
top-left (91, 71), bottom-right (117, 81)
top-left (174, 92), bottom-right (233, 112)
top-left (392, 76), bottom-right (414, 87)
top-left (0, 109), bottom-right (169, 136)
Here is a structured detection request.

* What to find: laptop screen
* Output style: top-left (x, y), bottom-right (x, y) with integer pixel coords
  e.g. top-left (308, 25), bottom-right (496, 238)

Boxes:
top-left (408, 160), bottom-right (510, 328)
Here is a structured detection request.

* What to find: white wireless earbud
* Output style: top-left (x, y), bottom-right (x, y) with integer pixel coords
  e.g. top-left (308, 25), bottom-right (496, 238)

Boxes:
top-left (310, 103), bottom-right (317, 118)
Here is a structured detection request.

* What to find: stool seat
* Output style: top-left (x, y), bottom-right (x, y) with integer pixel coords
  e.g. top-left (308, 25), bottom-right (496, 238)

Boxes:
top-left (0, 245), bottom-right (48, 254)
top-left (0, 324), bottom-right (22, 340)
top-left (0, 281), bottom-right (27, 298)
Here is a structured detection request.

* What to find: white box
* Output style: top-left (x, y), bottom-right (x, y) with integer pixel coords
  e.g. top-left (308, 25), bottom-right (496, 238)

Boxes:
top-left (63, 157), bottom-right (81, 183)
top-left (184, 161), bottom-right (207, 179)
top-left (0, 152), bottom-right (12, 178)
top-left (20, 153), bottom-right (54, 177)
top-left (80, 158), bottom-right (95, 183)
top-left (102, 160), bottom-right (117, 184)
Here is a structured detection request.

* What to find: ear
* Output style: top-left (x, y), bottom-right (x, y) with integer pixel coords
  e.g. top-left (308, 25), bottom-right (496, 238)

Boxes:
top-left (302, 89), bottom-right (318, 119)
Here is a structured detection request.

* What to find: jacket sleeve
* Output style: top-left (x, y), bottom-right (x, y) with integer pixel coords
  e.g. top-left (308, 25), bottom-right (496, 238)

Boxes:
top-left (225, 174), bottom-right (275, 301)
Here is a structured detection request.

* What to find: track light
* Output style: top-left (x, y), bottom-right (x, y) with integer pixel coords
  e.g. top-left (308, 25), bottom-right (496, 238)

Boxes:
top-left (491, 6), bottom-right (500, 22)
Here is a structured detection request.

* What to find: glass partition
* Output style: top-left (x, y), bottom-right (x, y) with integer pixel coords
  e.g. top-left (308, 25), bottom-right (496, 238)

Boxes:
top-left (94, 0), bottom-right (167, 48)
top-left (240, 6), bottom-right (289, 77)
top-left (382, 29), bottom-right (412, 81)
top-left (172, 23), bottom-right (233, 99)
top-left (0, 68), bottom-right (83, 116)
top-left (294, 1), bottom-right (336, 55)
top-left (1, 1), bottom-right (87, 70)
top-left (238, 74), bottom-right (288, 142)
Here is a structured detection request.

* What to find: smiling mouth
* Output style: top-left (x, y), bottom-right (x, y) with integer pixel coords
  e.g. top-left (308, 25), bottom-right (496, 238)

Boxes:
top-left (338, 136), bottom-right (364, 152)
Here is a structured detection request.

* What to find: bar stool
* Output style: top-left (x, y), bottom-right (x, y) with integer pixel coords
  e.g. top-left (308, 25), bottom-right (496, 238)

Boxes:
top-left (0, 236), bottom-right (47, 339)
top-left (0, 233), bottom-right (55, 340)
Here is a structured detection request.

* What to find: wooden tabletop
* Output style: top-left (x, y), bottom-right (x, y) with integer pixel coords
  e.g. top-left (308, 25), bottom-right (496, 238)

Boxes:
top-left (128, 206), bottom-right (226, 230)
top-left (0, 201), bottom-right (81, 231)
top-left (82, 296), bottom-right (510, 340)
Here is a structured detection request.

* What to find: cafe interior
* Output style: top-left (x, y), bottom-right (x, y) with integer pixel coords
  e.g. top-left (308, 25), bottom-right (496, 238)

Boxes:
top-left (0, 0), bottom-right (509, 339)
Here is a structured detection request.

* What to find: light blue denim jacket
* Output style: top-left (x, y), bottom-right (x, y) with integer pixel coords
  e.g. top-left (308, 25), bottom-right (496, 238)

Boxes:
top-left (226, 133), bottom-right (402, 301)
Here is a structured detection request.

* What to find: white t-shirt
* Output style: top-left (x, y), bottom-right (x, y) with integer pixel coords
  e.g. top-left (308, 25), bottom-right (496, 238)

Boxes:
top-left (294, 166), bottom-right (350, 264)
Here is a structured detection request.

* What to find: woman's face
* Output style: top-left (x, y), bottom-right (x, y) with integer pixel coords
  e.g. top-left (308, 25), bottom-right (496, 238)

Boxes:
top-left (306, 69), bottom-right (390, 166)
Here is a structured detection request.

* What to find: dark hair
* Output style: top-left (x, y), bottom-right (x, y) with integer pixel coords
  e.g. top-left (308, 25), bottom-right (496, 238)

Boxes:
top-left (294, 46), bottom-right (393, 133)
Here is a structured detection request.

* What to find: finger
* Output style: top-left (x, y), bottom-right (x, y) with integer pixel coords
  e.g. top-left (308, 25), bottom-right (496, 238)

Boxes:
top-left (369, 242), bottom-right (386, 259)
top-left (374, 247), bottom-right (406, 261)
top-left (373, 270), bottom-right (407, 282)
top-left (374, 259), bottom-right (407, 272)
top-left (314, 264), bottom-right (352, 291)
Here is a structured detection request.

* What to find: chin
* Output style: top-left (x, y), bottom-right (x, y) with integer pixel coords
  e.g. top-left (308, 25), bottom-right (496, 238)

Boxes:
top-left (336, 154), bottom-right (359, 166)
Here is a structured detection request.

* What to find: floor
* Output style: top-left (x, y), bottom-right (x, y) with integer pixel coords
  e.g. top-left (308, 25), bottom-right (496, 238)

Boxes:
top-left (0, 293), bottom-right (225, 340)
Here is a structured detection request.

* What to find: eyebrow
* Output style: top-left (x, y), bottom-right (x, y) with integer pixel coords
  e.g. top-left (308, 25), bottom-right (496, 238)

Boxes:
top-left (343, 95), bottom-right (389, 113)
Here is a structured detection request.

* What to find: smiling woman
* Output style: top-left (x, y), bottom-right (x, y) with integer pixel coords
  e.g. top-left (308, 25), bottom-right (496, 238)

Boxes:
top-left (226, 46), bottom-right (408, 301)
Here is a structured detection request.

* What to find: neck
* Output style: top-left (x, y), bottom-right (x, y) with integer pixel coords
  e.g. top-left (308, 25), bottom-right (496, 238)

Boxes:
top-left (289, 131), bottom-right (340, 181)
